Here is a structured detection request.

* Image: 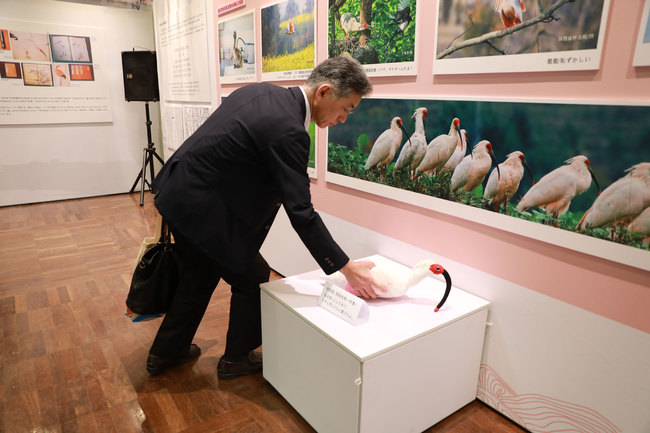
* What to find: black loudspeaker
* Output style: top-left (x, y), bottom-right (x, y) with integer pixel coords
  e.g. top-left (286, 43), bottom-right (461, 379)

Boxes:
top-left (121, 50), bottom-right (159, 102)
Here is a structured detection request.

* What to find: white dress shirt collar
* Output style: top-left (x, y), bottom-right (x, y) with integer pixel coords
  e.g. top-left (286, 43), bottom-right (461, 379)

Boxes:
top-left (298, 86), bottom-right (311, 131)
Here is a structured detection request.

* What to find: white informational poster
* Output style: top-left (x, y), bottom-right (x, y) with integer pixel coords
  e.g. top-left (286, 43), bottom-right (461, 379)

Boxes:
top-left (154, 0), bottom-right (211, 103)
top-left (162, 103), bottom-right (211, 154)
top-left (182, 104), bottom-right (210, 141)
top-left (633, 0), bottom-right (650, 67)
top-left (163, 103), bottom-right (185, 152)
top-left (0, 19), bottom-right (111, 125)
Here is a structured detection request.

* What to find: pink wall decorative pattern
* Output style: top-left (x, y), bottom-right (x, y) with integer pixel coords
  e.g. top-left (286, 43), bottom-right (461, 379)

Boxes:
top-left (478, 364), bottom-right (621, 433)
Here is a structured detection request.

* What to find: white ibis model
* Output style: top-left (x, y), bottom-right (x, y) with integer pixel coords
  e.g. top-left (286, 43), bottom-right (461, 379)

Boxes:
top-left (494, 0), bottom-right (526, 29)
top-left (393, 107), bottom-right (427, 179)
top-left (325, 260), bottom-right (453, 312)
top-left (578, 162), bottom-right (650, 234)
top-left (442, 128), bottom-right (468, 173)
top-left (340, 13), bottom-right (370, 39)
top-left (415, 117), bottom-right (462, 177)
top-left (451, 140), bottom-right (500, 193)
top-left (364, 117), bottom-right (411, 177)
top-left (484, 151), bottom-right (534, 213)
top-left (516, 155), bottom-right (601, 224)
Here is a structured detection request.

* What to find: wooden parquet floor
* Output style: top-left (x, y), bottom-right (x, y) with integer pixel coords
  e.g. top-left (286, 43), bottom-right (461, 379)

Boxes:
top-left (0, 193), bottom-right (527, 433)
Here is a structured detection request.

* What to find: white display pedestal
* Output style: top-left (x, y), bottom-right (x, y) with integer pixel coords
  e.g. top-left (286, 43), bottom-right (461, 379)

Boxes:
top-left (260, 255), bottom-right (490, 433)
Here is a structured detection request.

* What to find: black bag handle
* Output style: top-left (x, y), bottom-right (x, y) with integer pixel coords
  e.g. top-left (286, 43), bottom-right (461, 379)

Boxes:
top-left (158, 219), bottom-right (172, 247)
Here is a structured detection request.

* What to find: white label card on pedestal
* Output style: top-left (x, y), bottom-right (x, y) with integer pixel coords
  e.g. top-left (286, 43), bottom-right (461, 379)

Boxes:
top-left (318, 282), bottom-right (368, 325)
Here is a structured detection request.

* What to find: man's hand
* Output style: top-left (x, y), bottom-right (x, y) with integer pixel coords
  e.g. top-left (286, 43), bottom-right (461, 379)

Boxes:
top-left (338, 260), bottom-right (385, 299)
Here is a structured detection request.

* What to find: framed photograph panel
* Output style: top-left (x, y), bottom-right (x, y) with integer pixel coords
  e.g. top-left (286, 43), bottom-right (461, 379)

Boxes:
top-left (434, 0), bottom-right (610, 74)
top-left (218, 10), bottom-right (257, 84)
top-left (633, 0), bottom-right (650, 67)
top-left (328, 0), bottom-right (417, 77)
top-left (326, 95), bottom-right (650, 271)
top-left (260, 0), bottom-right (316, 81)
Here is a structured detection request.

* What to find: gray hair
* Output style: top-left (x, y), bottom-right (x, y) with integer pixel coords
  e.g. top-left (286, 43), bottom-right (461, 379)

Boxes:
top-left (305, 56), bottom-right (372, 99)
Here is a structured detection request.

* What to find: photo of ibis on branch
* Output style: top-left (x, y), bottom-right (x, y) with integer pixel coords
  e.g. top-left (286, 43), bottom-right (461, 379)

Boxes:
top-left (261, 0), bottom-right (315, 79)
top-left (328, 0), bottom-right (416, 72)
top-left (434, 0), bottom-right (609, 74)
top-left (327, 98), bottom-right (650, 255)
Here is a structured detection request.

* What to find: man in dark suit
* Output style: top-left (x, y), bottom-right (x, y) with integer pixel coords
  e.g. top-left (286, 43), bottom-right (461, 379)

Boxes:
top-left (146, 57), bottom-right (384, 378)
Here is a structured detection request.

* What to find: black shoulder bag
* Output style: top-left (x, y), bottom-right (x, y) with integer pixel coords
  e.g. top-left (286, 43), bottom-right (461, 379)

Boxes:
top-left (125, 220), bottom-right (179, 322)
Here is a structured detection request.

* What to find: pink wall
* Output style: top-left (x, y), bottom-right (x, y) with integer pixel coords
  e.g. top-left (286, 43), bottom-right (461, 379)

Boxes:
top-left (220, 0), bottom-right (650, 333)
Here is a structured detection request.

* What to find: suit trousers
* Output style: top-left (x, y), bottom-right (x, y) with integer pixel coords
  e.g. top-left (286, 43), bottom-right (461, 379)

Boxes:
top-left (149, 230), bottom-right (271, 359)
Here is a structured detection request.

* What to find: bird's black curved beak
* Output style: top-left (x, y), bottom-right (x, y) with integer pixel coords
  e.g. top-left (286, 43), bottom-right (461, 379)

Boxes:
top-left (436, 270), bottom-right (452, 312)
top-left (429, 264), bottom-right (452, 312)
top-left (589, 168), bottom-right (601, 195)
top-left (399, 123), bottom-right (412, 147)
top-left (489, 150), bottom-right (501, 180)
top-left (523, 161), bottom-right (535, 185)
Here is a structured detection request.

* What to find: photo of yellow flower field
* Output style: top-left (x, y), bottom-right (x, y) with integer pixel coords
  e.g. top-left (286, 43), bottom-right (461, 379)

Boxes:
top-left (261, 0), bottom-right (315, 75)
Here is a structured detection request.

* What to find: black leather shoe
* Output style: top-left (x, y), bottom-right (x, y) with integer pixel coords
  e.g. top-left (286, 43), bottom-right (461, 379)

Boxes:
top-left (146, 344), bottom-right (201, 375)
top-left (217, 351), bottom-right (263, 380)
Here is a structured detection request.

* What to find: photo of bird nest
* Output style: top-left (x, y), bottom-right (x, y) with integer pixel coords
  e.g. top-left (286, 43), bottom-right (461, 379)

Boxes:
top-left (261, 0), bottom-right (316, 77)
top-left (328, 0), bottom-right (416, 67)
top-left (327, 97), bottom-right (650, 258)
top-left (434, 0), bottom-right (609, 74)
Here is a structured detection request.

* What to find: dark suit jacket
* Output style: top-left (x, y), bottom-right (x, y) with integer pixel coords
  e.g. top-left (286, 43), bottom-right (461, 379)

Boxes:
top-left (152, 83), bottom-right (348, 274)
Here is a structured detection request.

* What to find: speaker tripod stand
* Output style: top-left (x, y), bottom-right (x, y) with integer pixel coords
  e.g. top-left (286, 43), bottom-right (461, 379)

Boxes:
top-left (129, 102), bottom-right (164, 206)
